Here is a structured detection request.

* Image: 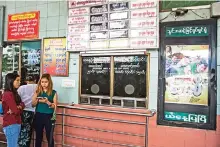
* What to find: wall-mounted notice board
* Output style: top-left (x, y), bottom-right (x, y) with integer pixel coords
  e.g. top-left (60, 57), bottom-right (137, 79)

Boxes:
top-left (42, 37), bottom-right (69, 76)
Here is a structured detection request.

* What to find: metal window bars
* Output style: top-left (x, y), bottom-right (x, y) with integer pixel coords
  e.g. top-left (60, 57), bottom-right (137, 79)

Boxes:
top-left (0, 105), bottom-right (156, 147)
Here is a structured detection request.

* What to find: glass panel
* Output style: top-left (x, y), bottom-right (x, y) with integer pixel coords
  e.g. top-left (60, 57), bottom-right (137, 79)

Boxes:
top-left (2, 44), bottom-right (20, 89)
top-left (114, 55), bottom-right (147, 98)
top-left (21, 41), bottom-right (41, 85)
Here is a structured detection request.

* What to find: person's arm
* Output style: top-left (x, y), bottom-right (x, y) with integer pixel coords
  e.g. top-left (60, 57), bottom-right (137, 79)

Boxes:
top-left (32, 92), bottom-right (48, 107)
top-left (3, 92), bottom-right (22, 114)
top-left (46, 92), bottom-right (58, 109)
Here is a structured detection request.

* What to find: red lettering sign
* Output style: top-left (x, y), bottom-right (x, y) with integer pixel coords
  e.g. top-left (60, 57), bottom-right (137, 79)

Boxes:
top-left (7, 11), bottom-right (40, 41)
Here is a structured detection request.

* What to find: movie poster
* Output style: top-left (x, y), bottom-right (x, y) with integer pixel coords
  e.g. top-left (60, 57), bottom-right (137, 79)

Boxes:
top-left (165, 45), bottom-right (209, 105)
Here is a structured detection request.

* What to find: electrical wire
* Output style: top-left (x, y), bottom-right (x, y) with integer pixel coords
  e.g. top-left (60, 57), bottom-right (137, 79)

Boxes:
top-left (189, 9), bottom-right (206, 19)
top-left (160, 11), bottom-right (174, 22)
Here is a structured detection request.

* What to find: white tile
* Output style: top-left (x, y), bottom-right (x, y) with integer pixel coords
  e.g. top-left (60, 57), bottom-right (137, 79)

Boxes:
top-left (218, 26), bottom-right (220, 47)
top-left (5, 8), bottom-right (16, 17)
top-left (70, 53), bottom-right (80, 59)
top-left (4, 21), bottom-right (7, 35)
top-left (218, 19), bottom-right (220, 27)
top-left (0, 1), bottom-right (6, 6)
top-left (59, 1), bottom-right (67, 16)
top-left (26, 1), bottom-right (37, 7)
top-left (69, 58), bottom-right (79, 74)
top-left (46, 17), bottom-right (59, 31)
top-left (15, 7), bottom-right (26, 13)
top-left (39, 31), bottom-right (46, 39)
top-left (40, 18), bottom-right (47, 31)
top-left (46, 31), bottom-right (58, 37)
top-left (59, 15), bottom-right (67, 30)
top-left (37, 4), bottom-right (48, 18)
top-left (217, 46), bottom-right (220, 66)
top-left (6, 1), bottom-right (16, 9)
top-left (25, 5), bottom-right (37, 12)
top-left (148, 92), bottom-right (158, 110)
top-left (15, 1), bottom-right (25, 8)
top-left (37, 1), bottom-right (47, 5)
top-left (148, 49), bottom-right (158, 58)
top-left (149, 75), bottom-right (158, 93)
top-left (58, 29), bottom-right (66, 37)
top-left (4, 33), bottom-right (7, 41)
top-left (217, 105), bottom-right (220, 115)
top-left (48, 2), bottom-right (59, 17)
top-left (150, 57), bottom-right (158, 76)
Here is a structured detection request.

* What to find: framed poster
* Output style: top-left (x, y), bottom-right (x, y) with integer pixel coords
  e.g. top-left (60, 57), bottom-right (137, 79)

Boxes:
top-left (42, 37), bottom-right (69, 76)
top-left (158, 19), bottom-right (217, 130)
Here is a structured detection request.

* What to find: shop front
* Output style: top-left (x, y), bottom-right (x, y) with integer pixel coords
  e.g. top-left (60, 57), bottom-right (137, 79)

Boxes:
top-left (0, 1), bottom-right (220, 147)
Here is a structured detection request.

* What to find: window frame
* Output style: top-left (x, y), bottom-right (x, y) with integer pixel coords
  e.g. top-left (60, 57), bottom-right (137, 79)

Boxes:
top-left (79, 53), bottom-right (150, 109)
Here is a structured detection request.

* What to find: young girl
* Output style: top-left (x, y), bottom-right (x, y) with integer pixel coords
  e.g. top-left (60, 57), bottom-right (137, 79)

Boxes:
top-left (32, 73), bottom-right (57, 147)
top-left (2, 73), bottom-right (25, 147)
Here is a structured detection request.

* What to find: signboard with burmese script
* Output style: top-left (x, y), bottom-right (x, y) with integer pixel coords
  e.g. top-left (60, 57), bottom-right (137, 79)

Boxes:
top-left (7, 11), bottom-right (40, 41)
top-left (67, 0), bottom-right (159, 51)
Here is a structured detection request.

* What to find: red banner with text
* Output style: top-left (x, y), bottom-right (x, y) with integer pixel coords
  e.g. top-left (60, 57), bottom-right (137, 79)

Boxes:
top-left (7, 11), bottom-right (40, 41)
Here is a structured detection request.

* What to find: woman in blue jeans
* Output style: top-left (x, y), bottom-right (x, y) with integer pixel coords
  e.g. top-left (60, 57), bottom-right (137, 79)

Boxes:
top-left (2, 73), bottom-right (25, 147)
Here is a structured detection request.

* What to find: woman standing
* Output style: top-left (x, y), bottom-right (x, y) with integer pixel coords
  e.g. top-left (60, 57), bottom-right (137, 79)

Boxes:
top-left (32, 73), bottom-right (57, 147)
top-left (2, 73), bottom-right (25, 147)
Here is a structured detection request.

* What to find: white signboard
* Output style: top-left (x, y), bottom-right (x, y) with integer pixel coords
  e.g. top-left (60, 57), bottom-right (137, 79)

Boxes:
top-left (130, 0), bottom-right (157, 9)
top-left (130, 38), bottom-right (157, 48)
top-left (68, 34), bottom-right (90, 42)
top-left (68, 41), bottom-right (89, 51)
top-left (61, 79), bottom-right (75, 88)
top-left (90, 40), bottom-right (108, 49)
top-left (67, 0), bottom-right (159, 51)
top-left (69, 0), bottom-right (106, 8)
top-left (68, 16), bottom-right (89, 24)
top-left (69, 7), bottom-right (90, 16)
top-left (109, 39), bottom-right (129, 48)
top-left (68, 24), bottom-right (89, 34)
top-left (130, 29), bottom-right (157, 37)
top-left (131, 8), bottom-right (157, 19)
top-left (130, 18), bottom-right (157, 28)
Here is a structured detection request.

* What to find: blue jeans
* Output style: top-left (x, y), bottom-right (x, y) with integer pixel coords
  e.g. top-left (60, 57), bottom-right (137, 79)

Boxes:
top-left (3, 124), bottom-right (21, 147)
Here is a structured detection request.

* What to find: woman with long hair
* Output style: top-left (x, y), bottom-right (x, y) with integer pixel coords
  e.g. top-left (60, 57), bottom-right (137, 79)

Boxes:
top-left (2, 73), bottom-right (25, 147)
top-left (32, 73), bottom-right (57, 147)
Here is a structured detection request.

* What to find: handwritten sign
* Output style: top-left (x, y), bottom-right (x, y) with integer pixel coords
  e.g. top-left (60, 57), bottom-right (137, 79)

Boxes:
top-left (130, 0), bottom-right (157, 9)
top-left (68, 40), bottom-right (89, 51)
top-left (166, 26), bottom-right (209, 37)
top-left (130, 29), bottom-right (157, 37)
top-left (130, 18), bottom-right (157, 28)
top-left (69, 7), bottom-right (90, 16)
top-left (68, 16), bottom-right (89, 24)
top-left (164, 111), bottom-right (207, 123)
top-left (131, 8), bottom-right (157, 19)
top-left (68, 24), bottom-right (89, 34)
top-left (7, 11), bottom-right (39, 41)
top-left (69, 0), bottom-right (106, 8)
top-left (43, 38), bottom-right (69, 76)
top-left (130, 38), bottom-right (157, 48)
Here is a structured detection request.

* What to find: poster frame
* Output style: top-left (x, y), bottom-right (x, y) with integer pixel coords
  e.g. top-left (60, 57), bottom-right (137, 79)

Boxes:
top-left (157, 19), bottom-right (217, 130)
top-left (42, 37), bottom-right (69, 77)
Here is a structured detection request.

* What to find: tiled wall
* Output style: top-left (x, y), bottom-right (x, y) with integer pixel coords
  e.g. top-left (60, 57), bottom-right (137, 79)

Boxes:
top-left (1, 0), bottom-right (68, 41)
top-left (0, 0), bottom-right (79, 103)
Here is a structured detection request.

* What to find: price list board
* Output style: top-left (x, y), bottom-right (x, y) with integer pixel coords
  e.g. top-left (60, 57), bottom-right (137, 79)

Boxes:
top-left (42, 38), bottom-right (69, 76)
top-left (67, 0), bottom-right (159, 51)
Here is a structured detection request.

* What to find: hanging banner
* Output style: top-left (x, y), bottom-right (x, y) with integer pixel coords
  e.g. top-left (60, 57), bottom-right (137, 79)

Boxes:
top-left (165, 45), bottom-right (209, 105)
top-left (42, 38), bottom-right (69, 76)
top-left (7, 11), bottom-right (40, 41)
